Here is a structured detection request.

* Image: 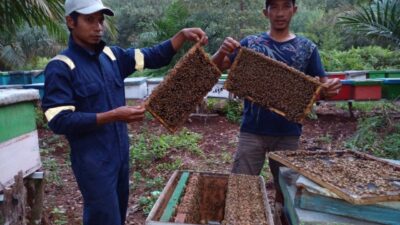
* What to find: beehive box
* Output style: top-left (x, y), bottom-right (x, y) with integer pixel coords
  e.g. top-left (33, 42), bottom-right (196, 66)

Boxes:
top-left (124, 77), bottom-right (147, 99)
top-left (0, 72), bottom-right (10, 85)
top-left (387, 70), bottom-right (400, 78)
top-left (327, 80), bottom-right (353, 101)
top-left (269, 150), bottom-right (400, 205)
top-left (226, 47), bottom-right (323, 123)
top-left (8, 71), bottom-right (32, 85)
top-left (382, 78), bottom-right (400, 100)
top-left (367, 70), bottom-right (386, 79)
top-left (0, 89), bottom-right (42, 191)
top-left (353, 80), bottom-right (382, 100)
top-left (207, 79), bottom-right (229, 99)
top-left (345, 70), bottom-right (367, 80)
top-left (147, 78), bottom-right (164, 96)
top-left (146, 171), bottom-right (274, 225)
top-left (326, 72), bottom-right (346, 80)
top-left (145, 45), bottom-right (221, 132)
top-left (23, 83), bottom-right (45, 99)
top-left (31, 70), bottom-right (45, 83)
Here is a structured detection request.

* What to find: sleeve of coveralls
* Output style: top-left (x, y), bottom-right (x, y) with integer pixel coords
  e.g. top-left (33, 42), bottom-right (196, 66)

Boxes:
top-left (305, 47), bottom-right (326, 78)
top-left (111, 40), bottom-right (176, 78)
top-left (41, 61), bottom-right (97, 136)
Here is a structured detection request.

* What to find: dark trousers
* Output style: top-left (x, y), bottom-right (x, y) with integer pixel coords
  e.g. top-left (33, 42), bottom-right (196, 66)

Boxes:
top-left (72, 155), bottom-right (130, 225)
top-left (231, 131), bottom-right (299, 203)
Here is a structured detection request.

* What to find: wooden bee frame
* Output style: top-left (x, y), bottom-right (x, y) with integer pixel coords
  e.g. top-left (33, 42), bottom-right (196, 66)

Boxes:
top-left (145, 44), bottom-right (221, 133)
top-left (269, 150), bottom-right (400, 205)
top-left (225, 47), bottom-right (324, 123)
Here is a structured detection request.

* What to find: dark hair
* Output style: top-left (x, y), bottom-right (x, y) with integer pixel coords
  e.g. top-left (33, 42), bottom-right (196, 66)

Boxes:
top-left (67, 11), bottom-right (80, 32)
top-left (265, 0), bottom-right (296, 8)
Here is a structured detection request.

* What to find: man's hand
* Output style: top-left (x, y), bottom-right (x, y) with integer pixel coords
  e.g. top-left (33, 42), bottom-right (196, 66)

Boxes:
top-left (217, 37), bottom-right (241, 57)
top-left (321, 78), bottom-right (342, 98)
top-left (97, 105), bottom-right (146, 125)
top-left (171, 28), bottom-right (208, 51)
top-left (212, 37), bottom-right (241, 71)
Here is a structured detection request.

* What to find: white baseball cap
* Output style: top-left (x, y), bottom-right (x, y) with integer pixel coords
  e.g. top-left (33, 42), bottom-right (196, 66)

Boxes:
top-left (65, 0), bottom-right (114, 16)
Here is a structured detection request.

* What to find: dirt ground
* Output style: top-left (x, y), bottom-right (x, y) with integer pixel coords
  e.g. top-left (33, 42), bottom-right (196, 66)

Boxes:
top-left (38, 103), bottom-right (357, 225)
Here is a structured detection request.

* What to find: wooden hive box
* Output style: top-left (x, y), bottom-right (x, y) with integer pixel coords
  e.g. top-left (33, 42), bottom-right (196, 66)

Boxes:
top-left (269, 150), bottom-right (400, 205)
top-left (225, 47), bottom-right (324, 123)
top-left (0, 89), bottom-right (42, 191)
top-left (145, 171), bottom-right (274, 225)
top-left (145, 45), bottom-right (221, 132)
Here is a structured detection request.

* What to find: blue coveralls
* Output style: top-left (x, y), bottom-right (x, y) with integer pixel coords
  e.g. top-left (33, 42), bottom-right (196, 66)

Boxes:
top-left (42, 37), bottom-right (176, 225)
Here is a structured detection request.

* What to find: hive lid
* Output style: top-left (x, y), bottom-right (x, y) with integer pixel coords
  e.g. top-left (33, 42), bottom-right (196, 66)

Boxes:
top-left (326, 71), bottom-right (345, 75)
top-left (353, 79), bottom-right (383, 86)
top-left (124, 77), bottom-right (147, 85)
top-left (386, 70), bottom-right (400, 74)
top-left (147, 77), bottom-right (164, 84)
top-left (383, 78), bottom-right (400, 84)
top-left (0, 89), bottom-right (40, 106)
top-left (367, 70), bottom-right (386, 74)
top-left (340, 80), bottom-right (354, 85)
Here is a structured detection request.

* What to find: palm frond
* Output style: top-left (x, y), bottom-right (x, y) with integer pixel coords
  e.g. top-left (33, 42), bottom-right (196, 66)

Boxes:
top-left (338, 0), bottom-right (400, 48)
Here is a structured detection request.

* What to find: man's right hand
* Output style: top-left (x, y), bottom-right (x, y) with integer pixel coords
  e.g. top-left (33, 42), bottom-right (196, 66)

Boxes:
top-left (212, 37), bottom-right (241, 71)
top-left (217, 37), bottom-right (241, 57)
top-left (97, 105), bottom-right (146, 125)
top-left (113, 105), bottom-right (146, 123)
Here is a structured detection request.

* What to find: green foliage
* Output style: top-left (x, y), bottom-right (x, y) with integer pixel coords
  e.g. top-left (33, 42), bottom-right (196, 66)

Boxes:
top-left (346, 104), bottom-right (400, 159)
top-left (156, 159), bottom-right (183, 172)
top-left (51, 207), bottom-right (68, 225)
top-left (321, 46), bottom-right (400, 71)
top-left (139, 191), bottom-right (161, 215)
top-left (336, 101), bottom-right (395, 112)
top-left (223, 99), bottom-right (243, 124)
top-left (339, 0), bottom-right (400, 49)
top-left (130, 128), bottom-right (203, 169)
top-left (42, 158), bottom-right (63, 186)
top-left (35, 104), bottom-right (48, 129)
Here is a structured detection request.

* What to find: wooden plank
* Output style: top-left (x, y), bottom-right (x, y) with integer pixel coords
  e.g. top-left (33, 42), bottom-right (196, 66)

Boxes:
top-left (147, 171), bottom-right (179, 222)
top-left (270, 150), bottom-right (400, 205)
top-left (296, 189), bottom-right (400, 225)
top-left (160, 172), bottom-right (190, 222)
top-left (279, 167), bottom-right (379, 225)
top-left (0, 131), bottom-right (42, 191)
top-left (259, 176), bottom-right (275, 225)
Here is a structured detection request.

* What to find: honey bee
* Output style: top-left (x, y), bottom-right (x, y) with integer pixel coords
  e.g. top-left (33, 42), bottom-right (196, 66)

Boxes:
top-left (226, 48), bottom-right (323, 123)
top-left (270, 150), bottom-right (400, 203)
top-left (145, 45), bottom-right (221, 133)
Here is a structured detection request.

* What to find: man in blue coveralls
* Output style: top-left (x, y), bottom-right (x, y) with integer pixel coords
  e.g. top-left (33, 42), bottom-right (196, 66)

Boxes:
top-left (41, 0), bottom-right (208, 224)
top-left (212, 0), bottom-right (341, 223)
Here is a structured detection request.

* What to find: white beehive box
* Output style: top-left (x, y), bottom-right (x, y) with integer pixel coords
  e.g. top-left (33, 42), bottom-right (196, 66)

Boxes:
top-left (124, 77), bottom-right (148, 99)
top-left (0, 89), bottom-right (42, 191)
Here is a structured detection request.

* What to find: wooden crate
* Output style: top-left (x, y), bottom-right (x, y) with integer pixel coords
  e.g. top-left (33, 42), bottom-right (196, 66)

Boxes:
top-left (145, 171), bottom-right (274, 225)
top-left (270, 150), bottom-right (400, 205)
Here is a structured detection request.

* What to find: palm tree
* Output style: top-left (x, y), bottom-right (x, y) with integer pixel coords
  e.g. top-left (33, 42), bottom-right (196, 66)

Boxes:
top-left (338, 0), bottom-right (400, 49)
top-left (0, 0), bottom-right (65, 40)
top-left (0, 0), bottom-right (117, 70)
top-left (0, 0), bottom-right (65, 69)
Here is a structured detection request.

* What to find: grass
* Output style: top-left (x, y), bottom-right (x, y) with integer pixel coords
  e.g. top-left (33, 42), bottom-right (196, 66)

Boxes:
top-left (345, 103), bottom-right (400, 159)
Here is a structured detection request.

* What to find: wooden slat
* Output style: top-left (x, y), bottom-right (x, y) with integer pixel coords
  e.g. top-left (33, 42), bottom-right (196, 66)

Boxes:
top-left (160, 172), bottom-right (190, 222)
